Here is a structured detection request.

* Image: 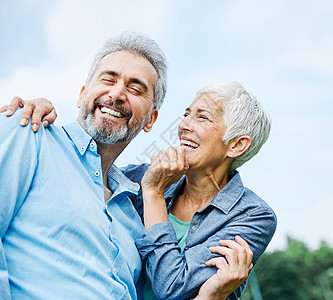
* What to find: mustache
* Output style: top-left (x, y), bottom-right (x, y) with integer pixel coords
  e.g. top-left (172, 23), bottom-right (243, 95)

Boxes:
top-left (93, 98), bottom-right (132, 118)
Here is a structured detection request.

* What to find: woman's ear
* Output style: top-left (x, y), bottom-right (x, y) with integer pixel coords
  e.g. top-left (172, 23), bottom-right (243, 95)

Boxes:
top-left (143, 109), bottom-right (158, 132)
top-left (228, 135), bottom-right (252, 158)
top-left (77, 86), bottom-right (86, 108)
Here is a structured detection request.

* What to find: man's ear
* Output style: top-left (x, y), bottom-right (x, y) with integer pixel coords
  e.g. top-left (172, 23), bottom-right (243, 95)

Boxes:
top-left (143, 109), bottom-right (158, 132)
top-left (77, 86), bottom-right (86, 108)
top-left (228, 135), bottom-right (252, 158)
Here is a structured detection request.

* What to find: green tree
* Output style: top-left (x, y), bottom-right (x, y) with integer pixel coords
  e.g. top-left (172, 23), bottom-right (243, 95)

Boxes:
top-left (241, 238), bottom-right (333, 300)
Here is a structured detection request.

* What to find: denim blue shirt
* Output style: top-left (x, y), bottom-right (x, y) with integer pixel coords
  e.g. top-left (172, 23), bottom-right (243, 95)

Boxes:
top-left (0, 111), bottom-right (144, 300)
top-left (123, 163), bottom-right (277, 300)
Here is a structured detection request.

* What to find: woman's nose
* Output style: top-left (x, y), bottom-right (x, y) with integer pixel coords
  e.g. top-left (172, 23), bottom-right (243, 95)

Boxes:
top-left (179, 115), bottom-right (194, 132)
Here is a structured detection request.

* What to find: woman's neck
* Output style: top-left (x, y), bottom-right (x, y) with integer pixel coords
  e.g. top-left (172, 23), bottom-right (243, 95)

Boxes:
top-left (171, 168), bottom-right (230, 222)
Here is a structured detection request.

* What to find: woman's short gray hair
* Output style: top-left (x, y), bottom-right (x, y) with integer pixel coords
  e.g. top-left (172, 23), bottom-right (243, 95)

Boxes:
top-left (197, 81), bottom-right (271, 170)
top-left (85, 32), bottom-right (167, 110)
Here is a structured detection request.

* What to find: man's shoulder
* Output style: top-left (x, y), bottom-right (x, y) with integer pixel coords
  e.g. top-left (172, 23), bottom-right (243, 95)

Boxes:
top-left (0, 109), bottom-right (38, 141)
top-left (0, 109), bottom-right (23, 127)
top-left (120, 163), bottom-right (150, 185)
top-left (0, 110), bottom-right (67, 152)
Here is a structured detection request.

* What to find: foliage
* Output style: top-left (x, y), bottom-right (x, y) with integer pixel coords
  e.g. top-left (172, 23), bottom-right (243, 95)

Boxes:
top-left (240, 237), bottom-right (333, 300)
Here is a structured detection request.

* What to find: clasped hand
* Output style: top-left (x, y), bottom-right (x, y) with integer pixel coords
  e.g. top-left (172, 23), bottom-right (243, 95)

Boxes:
top-left (141, 146), bottom-right (189, 194)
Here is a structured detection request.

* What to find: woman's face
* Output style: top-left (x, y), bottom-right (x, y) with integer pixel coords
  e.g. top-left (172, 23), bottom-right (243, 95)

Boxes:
top-left (178, 92), bottom-right (231, 172)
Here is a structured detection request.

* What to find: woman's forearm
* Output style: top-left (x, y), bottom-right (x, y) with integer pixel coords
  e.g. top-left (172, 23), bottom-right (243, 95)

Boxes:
top-left (142, 188), bottom-right (169, 229)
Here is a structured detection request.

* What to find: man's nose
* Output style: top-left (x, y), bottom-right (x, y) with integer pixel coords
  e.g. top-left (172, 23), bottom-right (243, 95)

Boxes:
top-left (107, 83), bottom-right (127, 101)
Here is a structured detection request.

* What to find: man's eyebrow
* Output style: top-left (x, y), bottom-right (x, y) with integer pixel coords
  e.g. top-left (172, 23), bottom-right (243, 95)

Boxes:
top-left (99, 70), bottom-right (118, 77)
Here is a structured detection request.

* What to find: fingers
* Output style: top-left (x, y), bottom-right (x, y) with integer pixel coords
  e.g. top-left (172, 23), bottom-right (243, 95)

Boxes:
top-left (207, 237), bottom-right (253, 285)
top-left (0, 105), bottom-right (9, 113)
top-left (0, 97), bottom-right (56, 132)
top-left (41, 108), bottom-right (57, 127)
top-left (19, 102), bottom-right (35, 128)
top-left (218, 237), bottom-right (253, 268)
top-left (208, 247), bottom-right (248, 285)
top-left (0, 97), bottom-right (25, 116)
top-left (205, 256), bottom-right (228, 270)
top-left (209, 245), bottom-right (239, 270)
top-left (29, 98), bottom-right (56, 131)
top-left (198, 237), bottom-right (253, 300)
top-left (143, 147), bottom-right (188, 191)
top-left (234, 235), bottom-right (252, 253)
top-left (155, 147), bottom-right (187, 172)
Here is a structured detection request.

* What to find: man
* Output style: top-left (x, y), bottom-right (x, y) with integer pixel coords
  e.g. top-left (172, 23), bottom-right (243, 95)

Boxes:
top-left (0, 33), bottom-right (252, 299)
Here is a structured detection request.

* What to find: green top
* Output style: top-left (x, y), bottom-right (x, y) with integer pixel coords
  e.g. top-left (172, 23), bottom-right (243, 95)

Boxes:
top-left (168, 211), bottom-right (191, 254)
top-left (142, 211), bottom-right (191, 299)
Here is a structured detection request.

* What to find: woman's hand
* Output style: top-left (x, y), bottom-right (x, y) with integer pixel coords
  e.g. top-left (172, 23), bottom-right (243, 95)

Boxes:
top-left (194, 235), bottom-right (253, 300)
top-left (141, 146), bottom-right (189, 229)
top-left (142, 146), bottom-right (189, 194)
top-left (0, 96), bottom-right (57, 132)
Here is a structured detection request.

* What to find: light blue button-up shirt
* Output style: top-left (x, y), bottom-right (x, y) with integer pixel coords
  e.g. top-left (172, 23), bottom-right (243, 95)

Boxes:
top-left (0, 111), bottom-right (144, 300)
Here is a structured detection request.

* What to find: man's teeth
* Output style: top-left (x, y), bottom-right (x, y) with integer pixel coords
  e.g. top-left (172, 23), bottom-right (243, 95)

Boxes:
top-left (180, 140), bottom-right (199, 148)
top-left (100, 107), bottom-right (124, 118)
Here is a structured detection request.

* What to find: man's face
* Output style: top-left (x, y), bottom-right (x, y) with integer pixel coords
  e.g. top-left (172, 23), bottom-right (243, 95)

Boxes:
top-left (77, 50), bottom-right (158, 144)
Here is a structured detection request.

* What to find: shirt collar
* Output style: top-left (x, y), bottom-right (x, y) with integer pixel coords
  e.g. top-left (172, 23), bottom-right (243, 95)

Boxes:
top-left (63, 122), bottom-right (140, 196)
top-left (164, 171), bottom-right (244, 214)
top-left (108, 164), bottom-right (140, 197)
top-left (62, 121), bottom-right (94, 156)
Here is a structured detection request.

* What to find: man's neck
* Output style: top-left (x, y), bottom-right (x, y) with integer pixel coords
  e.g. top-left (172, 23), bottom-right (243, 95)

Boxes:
top-left (96, 141), bottom-right (129, 201)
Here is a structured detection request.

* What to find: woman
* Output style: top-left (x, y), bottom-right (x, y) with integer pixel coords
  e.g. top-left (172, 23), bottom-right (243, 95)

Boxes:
top-left (1, 81), bottom-right (276, 299)
top-left (122, 81), bottom-right (276, 299)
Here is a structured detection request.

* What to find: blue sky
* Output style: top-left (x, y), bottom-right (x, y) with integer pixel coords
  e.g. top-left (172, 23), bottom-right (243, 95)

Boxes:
top-left (1, 0), bottom-right (332, 250)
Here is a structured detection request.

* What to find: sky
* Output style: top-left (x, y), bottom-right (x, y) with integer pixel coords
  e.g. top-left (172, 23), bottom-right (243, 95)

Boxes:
top-left (0, 0), bottom-right (332, 251)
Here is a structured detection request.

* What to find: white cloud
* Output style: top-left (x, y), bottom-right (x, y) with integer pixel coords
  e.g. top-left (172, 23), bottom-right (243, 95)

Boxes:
top-left (43, 0), bottom-right (177, 62)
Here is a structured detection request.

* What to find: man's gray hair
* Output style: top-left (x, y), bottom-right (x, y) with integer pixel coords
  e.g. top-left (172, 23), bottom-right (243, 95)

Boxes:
top-left (197, 81), bottom-right (271, 170)
top-left (85, 32), bottom-right (167, 110)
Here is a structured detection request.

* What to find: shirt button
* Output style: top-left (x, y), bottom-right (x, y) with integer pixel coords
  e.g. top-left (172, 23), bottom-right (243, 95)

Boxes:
top-left (90, 142), bottom-right (95, 148)
top-left (191, 226), bottom-right (197, 231)
top-left (113, 268), bottom-right (117, 275)
top-left (110, 234), bottom-right (115, 239)
top-left (94, 171), bottom-right (100, 176)
top-left (80, 146), bottom-right (85, 151)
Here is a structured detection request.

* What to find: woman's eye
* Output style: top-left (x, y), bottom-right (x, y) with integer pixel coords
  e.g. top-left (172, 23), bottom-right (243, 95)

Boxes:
top-left (199, 115), bottom-right (208, 120)
top-left (183, 113), bottom-right (189, 118)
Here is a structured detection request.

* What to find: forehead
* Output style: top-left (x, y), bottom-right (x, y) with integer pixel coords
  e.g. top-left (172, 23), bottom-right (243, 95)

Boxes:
top-left (94, 51), bottom-right (158, 87)
top-left (189, 92), bottom-right (224, 114)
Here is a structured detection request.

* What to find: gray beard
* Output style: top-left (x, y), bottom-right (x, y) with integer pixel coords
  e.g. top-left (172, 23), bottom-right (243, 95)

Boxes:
top-left (78, 98), bottom-right (149, 145)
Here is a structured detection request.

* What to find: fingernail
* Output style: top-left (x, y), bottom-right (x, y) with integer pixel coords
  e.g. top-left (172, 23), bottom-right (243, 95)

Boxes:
top-left (42, 120), bottom-right (49, 127)
top-left (20, 118), bottom-right (28, 126)
top-left (32, 124), bottom-right (38, 132)
top-left (6, 109), bottom-right (12, 116)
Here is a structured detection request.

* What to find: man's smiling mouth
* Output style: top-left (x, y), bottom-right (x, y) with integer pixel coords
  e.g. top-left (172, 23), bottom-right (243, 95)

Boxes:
top-left (100, 106), bottom-right (126, 118)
